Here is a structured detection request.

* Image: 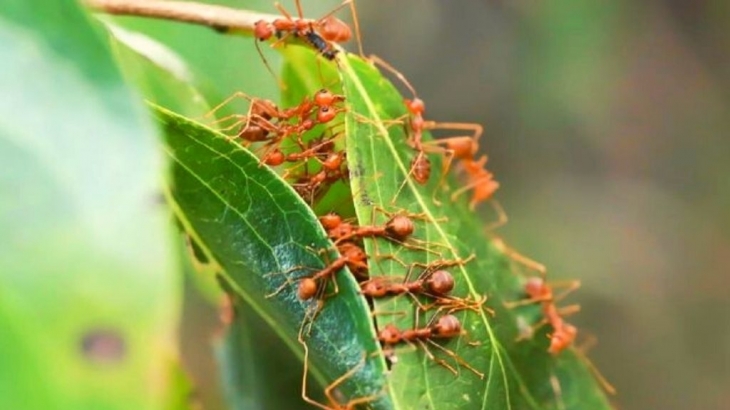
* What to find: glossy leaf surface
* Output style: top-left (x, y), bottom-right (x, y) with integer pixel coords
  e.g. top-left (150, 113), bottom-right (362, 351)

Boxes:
top-left (155, 106), bottom-right (393, 409)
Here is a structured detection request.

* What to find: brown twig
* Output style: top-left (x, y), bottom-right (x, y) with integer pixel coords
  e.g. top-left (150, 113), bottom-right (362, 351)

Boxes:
top-left (84, 0), bottom-right (280, 34)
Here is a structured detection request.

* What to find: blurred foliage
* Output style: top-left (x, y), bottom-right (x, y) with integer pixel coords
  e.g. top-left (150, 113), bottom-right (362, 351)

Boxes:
top-left (0, 1), bottom-right (185, 409)
top-left (354, 1), bottom-right (730, 409)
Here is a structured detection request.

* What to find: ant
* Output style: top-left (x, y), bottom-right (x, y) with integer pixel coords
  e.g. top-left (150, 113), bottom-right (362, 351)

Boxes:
top-left (368, 55), bottom-right (484, 205)
top-left (318, 210), bottom-right (435, 252)
top-left (207, 89), bottom-right (346, 164)
top-left (507, 276), bottom-right (617, 395)
top-left (378, 313), bottom-right (484, 378)
top-left (361, 267), bottom-right (488, 316)
top-left (449, 155), bottom-right (501, 212)
top-left (291, 157), bottom-right (349, 205)
top-left (360, 268), bottom-right (454, 299)
top-left (264, 132), bottom-right (345, 172)
top-left (208, 89), bottom-right (344, 132)
top-left (254, 0), bottom-right (364, 62)
top-left (266, 242), bottom-right (367, 302)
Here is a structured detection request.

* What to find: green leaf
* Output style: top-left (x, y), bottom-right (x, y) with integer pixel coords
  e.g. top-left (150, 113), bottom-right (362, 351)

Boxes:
top-left (107, 23), bottom-right (211, 119)
top-left (155, 106), bottom-right (393, 409)
top-left (216, 293), bottom-right (310, 410)
top-left (339, 53), bottom-right (614, 410)
top-left (0, 2), bottom-right (183, 410)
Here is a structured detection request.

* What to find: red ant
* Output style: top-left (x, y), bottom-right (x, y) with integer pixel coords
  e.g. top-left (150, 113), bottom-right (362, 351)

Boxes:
top-left (291, 156), bottom-right (349, 204)
top-left (378, 313), bottom-right (484, 378)
top-left (318, 208), bottom-right (450, 257)
top-left (361, 267), bottom-right (489, 317)
top-left (253, 0), bottom-right (364, 60)
top-left (360, 268), bottom-right (454, 299)
top-left (264, 132), bottom-right (344, 170)
top-left (207, 89), bottom-right (346, 164)
top-left (450, 155), bottom-right (501, 212)
top-left (207, 89), bottom-right (344, 134)
top-left (368, 56), bottom-right (484, 205)
top-left (266, 242), bottom-right (367, 302)
top-left (507, 276), bottom-right (617, 395)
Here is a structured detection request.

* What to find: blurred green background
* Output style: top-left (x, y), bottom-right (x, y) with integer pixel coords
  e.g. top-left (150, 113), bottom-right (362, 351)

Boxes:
top-left (351, 1), bottom-right (730, 409)
top-left (110, 0), bottom-right (730, 409)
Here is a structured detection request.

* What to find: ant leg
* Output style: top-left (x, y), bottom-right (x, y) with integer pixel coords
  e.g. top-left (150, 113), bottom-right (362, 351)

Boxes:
top-left (204, 91), bottom-right (256, 120)
top-left (410, 253), bottom-right (476, 272)
top-left (430, 337), bottom-right (487, 379)
top-left (485, 200), bottom-right (508, 231)
top-left (368, 54), bottom-right (418, 97)
top-left (422, 121), bottom-right (483, 146)
top-left (415, 340), bottom-right (458, 376)
top-left (274, 2), bottom-right (294, 20)
top-left (449, 174), bottom-right (492, 207)
top-left (572, 348), bottom-right (617, 395)
top-left (386, 237), bottom-right (443, 257)
top-left (347, 0), bottom-right (365, 57)
top-left (551, 281), bottom-right (582, 304)
top-left (255, 39), bottom-right (286, 91)
top-left (492, 237), bottom-right (547, 276)
top-left (297, 317), bottom-right (331, 410)
top-left (372, 204), bottom-right (444, 223)
top-left (503, 296), bottom-right (550, 309)
top-left (373, 251), bottom-right (409, 268)
top-left (370, 309), bottom-right (407, 318)
top-left (323, 354), bottom-right (374, 410)
top-left (265, 266), bottom-right (317, 298)
top-left (515, 317), bottom-right (548, 342)
top-left (556, 304), bottom-right (581, 317)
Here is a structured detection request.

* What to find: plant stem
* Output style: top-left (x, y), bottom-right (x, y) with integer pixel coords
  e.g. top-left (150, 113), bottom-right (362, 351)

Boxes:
top-left (84, 0), bottom-right (279, 34)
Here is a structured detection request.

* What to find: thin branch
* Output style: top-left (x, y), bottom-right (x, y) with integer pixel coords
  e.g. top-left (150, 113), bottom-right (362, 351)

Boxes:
top-left (84, 0), bottom-right (280, 34)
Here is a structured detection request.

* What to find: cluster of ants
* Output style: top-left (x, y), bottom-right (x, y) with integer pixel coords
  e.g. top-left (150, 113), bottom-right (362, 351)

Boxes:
top-left (209, 1), bottom-right (613, 408)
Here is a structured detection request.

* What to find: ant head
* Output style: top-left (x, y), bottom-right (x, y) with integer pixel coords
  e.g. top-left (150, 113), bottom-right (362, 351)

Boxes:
top-left (319, 213), bottom-right (342, 230)
top-left (318, 16), bottom-right (352, 43)
top-left (361, 280), bottom-right (388, 298)
top-left (254, 20), bottom-right (274, 40)
top-left (264, 149), bottom-right (285, 166)
top-left (548, 323), bottom-right (577, 355)
top-left (426, 270), bottom-right (454, 296)
top-left (524, 277), bottom-right (546, 298)
top-left (298, 278), bottom-right (318, 300)
top-left (314, 89), bottom-right (345, 107)
top-left (317, 106), bottom-right (340, 123)
top-left (405, 98), bottom-right (425, 115)
top-left (379, 324), bottom-right (401, 344)
top-left (322, 152), bottom-right (345, 172)
top-left (433, 314), bottom-right (461, 338)
top-left (385, 215), bottom-right (414, 240)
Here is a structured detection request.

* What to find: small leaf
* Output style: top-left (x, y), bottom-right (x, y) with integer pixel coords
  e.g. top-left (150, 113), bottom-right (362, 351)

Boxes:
top-left (154, 105), bottom-right (393, 409)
